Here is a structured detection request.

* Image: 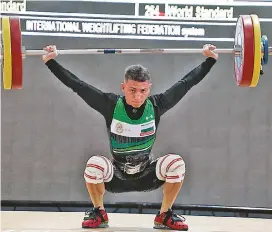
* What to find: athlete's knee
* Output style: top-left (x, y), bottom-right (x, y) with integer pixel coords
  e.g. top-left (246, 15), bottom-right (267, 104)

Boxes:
top-left (84, 155), bottom-right (114, 184)
top-left (156, 153), bottom-right (185, 183)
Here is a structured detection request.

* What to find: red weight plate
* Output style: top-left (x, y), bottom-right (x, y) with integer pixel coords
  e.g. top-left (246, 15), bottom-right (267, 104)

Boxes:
top-left (10, 17), bottom-right (23, 89)
top-left (234, 15), bottom-right (254, 87)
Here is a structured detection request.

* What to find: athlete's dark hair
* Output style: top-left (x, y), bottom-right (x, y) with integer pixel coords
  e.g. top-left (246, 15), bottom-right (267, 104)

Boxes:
top-left (124, 64), bottom-right (151, 82)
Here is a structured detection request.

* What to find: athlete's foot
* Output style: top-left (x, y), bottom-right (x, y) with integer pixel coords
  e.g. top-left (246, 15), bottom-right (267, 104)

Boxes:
top-left (82, 207), bottom-right (109, 228)
top-left (154, 209), bottom-right (188, 231)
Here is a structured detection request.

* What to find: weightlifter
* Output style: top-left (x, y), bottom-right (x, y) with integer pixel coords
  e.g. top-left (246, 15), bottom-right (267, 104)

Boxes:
top-left (42, 44), bottom-right (218, 231)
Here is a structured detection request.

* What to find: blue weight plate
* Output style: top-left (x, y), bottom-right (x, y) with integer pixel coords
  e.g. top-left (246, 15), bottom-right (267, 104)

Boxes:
top-left (262, 35), bottom-right (268, 65)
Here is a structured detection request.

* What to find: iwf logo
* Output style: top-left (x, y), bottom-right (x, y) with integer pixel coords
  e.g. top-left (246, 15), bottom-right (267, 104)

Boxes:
top-left (0, 0), bottom-right (27, 12)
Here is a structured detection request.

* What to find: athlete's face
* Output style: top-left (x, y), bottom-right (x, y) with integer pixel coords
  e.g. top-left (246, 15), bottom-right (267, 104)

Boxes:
top-left (121, 80), bottom-right (151, 108)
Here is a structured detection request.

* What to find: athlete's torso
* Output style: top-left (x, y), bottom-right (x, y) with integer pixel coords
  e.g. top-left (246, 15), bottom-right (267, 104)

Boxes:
top-left (108, 97), bottom-right (157, 163)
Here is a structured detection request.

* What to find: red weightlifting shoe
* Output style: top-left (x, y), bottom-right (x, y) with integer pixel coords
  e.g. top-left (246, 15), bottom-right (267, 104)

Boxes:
top-left (82, 207), bottom-right (109, 228)
top-left (154, 209), bottom-right (188, 231)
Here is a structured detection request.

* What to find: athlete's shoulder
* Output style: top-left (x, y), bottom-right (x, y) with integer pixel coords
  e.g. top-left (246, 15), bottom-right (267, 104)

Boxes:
top-left (148, 93), bottom-right (171, 117)
top-left (105, 92), bottom-right (120, 101)
top-left (101, 93), bottom-right (122, 127)
top-left (104, 93), bottom-right (125, 108)
top-left (148, 94), bottom-right (164, 107)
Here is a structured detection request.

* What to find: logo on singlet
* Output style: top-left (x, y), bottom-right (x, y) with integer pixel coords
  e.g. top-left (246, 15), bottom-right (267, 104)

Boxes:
top-left (116, 122), bottom-right (123, 133)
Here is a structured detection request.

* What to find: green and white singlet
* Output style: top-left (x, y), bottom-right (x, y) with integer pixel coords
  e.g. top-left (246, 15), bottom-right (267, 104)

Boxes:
top-left (109, 97), bottom-right (156, 159)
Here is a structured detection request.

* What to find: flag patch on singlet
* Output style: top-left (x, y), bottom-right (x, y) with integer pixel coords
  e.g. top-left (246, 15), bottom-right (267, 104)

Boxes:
top-left (140, 122), bottom-right (155, 136)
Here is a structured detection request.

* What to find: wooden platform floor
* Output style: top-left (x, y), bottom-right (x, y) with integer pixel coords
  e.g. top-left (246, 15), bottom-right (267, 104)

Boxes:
top-left (1, 211), bottom-right (272, 232)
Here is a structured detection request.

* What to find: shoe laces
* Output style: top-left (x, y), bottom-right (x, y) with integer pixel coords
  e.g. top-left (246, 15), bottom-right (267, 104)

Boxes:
top-left (85, 207), bottom-right (101, 219)
top-left (165, 209), bottom-right (186, 223)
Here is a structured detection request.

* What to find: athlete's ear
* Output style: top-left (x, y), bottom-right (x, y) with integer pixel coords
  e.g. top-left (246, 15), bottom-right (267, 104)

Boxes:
top-left (148, 82), bottom-right (152, 91)
top-left (121, 82), bottom-right (125, 93)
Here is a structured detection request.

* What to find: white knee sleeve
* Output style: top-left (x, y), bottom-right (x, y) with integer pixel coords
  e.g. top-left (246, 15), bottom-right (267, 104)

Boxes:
top-left (156, 154), bottom-right (185, 183)
top-left (84, 155), bottom-right (114, 184)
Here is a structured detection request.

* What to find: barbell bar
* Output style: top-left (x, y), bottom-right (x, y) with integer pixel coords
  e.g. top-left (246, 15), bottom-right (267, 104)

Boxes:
top-left (18, 46), bottom-right (272, 56)
top-left (20, 48), bottom-right (241, 56)
top-left (0, 14), bottom-right (271, 90)
top-left (1, 46), bottom-right (272, 57)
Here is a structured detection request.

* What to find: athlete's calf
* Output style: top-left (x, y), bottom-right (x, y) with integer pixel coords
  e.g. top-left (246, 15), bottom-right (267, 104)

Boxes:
top-left (82, 155), bottom-right (114, 228)
top-left (154, 153), bottom-right (188, 230)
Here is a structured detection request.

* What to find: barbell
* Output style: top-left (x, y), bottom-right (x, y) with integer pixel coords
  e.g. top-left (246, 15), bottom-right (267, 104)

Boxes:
top-left (0, 14), bottom-right (271, 90)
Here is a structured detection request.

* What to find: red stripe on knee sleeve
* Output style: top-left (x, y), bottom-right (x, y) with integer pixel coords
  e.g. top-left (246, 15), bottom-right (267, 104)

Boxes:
top-left (100, 156), bottom-right (112, 181)
top-left (159, 154), bottom-right (170, 179)
top-left (87, 164), bottom-right (104, 172)
top-left (166, 157), bottom-right (183, 172)
top-left (166, 175), bottom-right (180, 179)
top-left (84, 172), bottom-right (97, 180)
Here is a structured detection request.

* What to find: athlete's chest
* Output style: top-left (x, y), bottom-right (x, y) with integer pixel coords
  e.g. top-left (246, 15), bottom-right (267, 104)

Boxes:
top-left (110, 118), bottom-right (156, 137)
top-left (110, 98), bottom-right (156, 137)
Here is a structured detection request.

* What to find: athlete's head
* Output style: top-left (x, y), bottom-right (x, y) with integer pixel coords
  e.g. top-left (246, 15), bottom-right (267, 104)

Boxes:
top-left (121, 64), bottom-right (152, 108)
